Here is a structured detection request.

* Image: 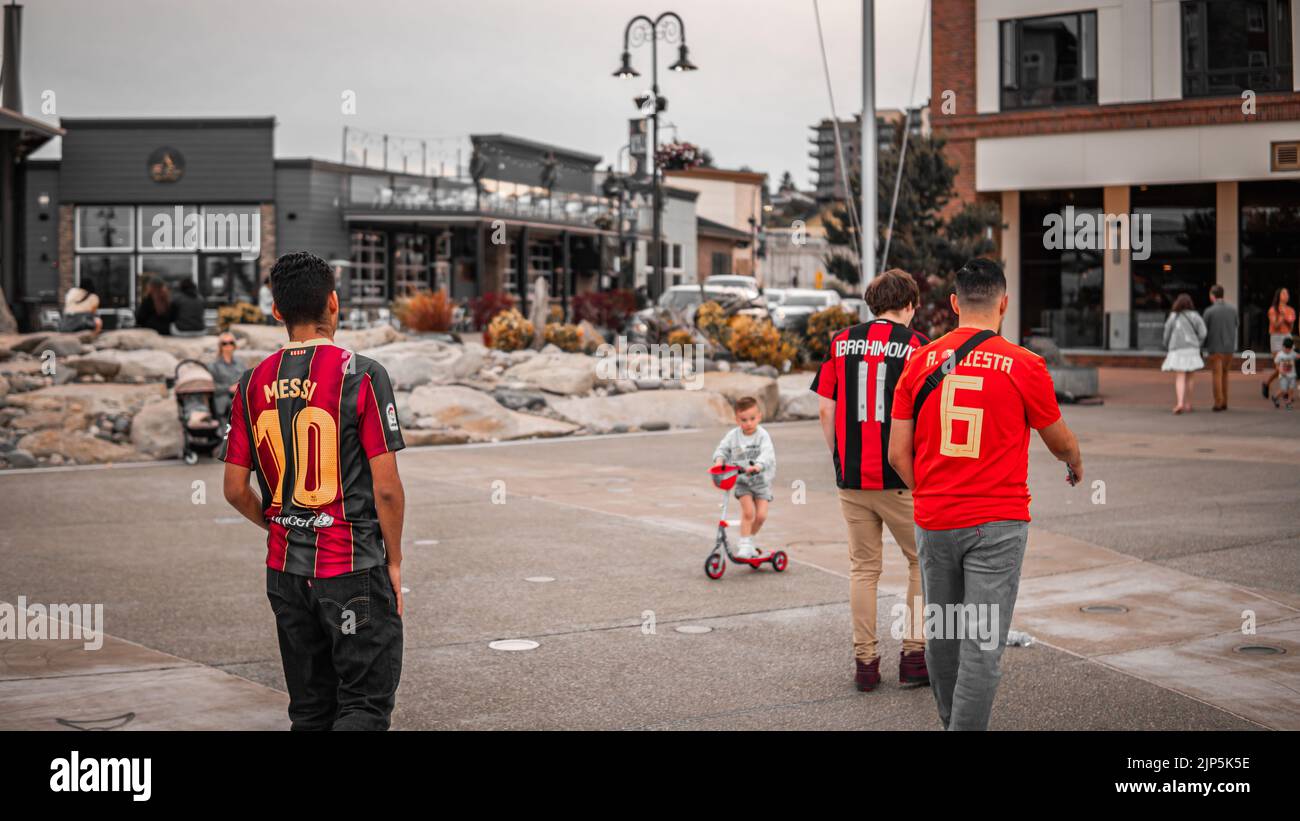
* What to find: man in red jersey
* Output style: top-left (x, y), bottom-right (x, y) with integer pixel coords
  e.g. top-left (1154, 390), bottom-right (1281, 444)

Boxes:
top-left (221, 251), bottom-right (406, 731)
top-left (811, 269), bottom-right (930, 692)
top-left (889, 258), bottom-right (1082, 731)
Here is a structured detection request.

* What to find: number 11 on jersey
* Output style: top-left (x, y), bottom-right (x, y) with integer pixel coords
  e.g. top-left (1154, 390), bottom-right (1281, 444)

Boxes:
top-left (855, 362), bottom-right (888, 423)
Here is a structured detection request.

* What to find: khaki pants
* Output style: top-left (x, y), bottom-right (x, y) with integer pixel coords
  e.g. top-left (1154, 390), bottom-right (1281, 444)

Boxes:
top-left (838, 488), bottom-right (924, 661)
top-left (1208, 353), bottom-right (1231, 409)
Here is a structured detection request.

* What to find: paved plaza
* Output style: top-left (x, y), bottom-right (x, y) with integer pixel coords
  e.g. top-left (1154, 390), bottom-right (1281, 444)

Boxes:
top-left (1, 368), bottom-right (1297, 730)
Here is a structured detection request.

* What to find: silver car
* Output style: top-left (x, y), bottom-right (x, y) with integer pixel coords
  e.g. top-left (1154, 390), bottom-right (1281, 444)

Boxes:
top-left (770, 288), bottom-right (842, 331)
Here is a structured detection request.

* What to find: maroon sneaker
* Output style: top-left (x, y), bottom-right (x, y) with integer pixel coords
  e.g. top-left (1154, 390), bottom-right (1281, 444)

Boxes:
top-left (899, 650), bottom-right (930, 687)
top-left (854, 657), bottom-right (881, 692)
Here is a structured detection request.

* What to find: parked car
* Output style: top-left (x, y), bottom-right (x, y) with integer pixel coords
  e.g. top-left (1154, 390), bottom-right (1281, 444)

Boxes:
top-left (770, 288), bottom-right (842, 331)
top-left (703, 275), bottom-right (761, 298)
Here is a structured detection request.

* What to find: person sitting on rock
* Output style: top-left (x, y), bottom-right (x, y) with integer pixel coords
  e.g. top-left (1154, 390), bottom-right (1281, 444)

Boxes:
top-left (169, 278), bottom-right (207, 337)
top-left (59, 277), bottom-right (103, 337)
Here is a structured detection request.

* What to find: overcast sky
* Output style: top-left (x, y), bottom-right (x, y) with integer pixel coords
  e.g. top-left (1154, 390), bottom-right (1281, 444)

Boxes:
top-left (20, 0), bottom-right (931, 187)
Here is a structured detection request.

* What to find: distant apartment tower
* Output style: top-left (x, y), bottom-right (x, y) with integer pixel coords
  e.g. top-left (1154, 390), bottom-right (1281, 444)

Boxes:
top-left (931, 0), bottom-right (1300, 353)
top-left (808, 108), bottom-right (929, 201)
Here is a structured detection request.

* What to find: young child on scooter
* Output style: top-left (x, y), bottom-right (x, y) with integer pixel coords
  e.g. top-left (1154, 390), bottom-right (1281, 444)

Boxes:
top-left (711, 396), bottom-right (776, 558)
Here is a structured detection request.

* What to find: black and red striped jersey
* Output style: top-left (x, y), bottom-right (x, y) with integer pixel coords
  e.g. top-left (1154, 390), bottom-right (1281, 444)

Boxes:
top-left (809, 318), bottom-right (929, 490)
top-left (220, 338), bottom-right (405, 578)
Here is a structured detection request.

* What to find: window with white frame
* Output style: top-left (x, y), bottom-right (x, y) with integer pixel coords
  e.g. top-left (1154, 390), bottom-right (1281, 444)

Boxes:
top-left (350, 230), bottom-right (389, 303)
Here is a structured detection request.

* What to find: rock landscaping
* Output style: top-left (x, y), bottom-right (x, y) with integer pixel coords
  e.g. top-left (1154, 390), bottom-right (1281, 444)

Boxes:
top-left (0, 321), bottom-right (812, 470)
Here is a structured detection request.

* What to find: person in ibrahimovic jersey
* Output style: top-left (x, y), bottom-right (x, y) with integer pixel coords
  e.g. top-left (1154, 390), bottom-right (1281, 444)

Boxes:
top-left (888, 258), bottom-right (1082, 731)
top-left (811, 269), bottom-right (931, 692)
top-left (221, 251), bottom-right (407, 731)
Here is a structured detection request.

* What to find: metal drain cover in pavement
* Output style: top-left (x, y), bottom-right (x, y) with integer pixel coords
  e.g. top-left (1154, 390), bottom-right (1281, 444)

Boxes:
top-left (1234, 644), bottom-right (1285, 656)
top-left (1080, 604), bottom-right (1129, 614)
top-left (489, 639), bottom-right (539, 651)
top-left (675, 625), bottom-right (713, 635)
top-left (524, 576), bottom-right (555, 583)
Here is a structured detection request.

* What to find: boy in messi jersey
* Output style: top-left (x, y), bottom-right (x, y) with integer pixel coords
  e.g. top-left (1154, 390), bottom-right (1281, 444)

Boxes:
top-left (889, 258), bottom-right (1082, 731)
top-left (810, 269), bottom-right (931, 693)
top-left (221, 251), bottom-right (406, 731)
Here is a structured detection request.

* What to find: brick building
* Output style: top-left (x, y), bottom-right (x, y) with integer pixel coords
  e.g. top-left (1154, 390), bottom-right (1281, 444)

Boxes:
top-left (931, 0), bottom-right (1300, 352)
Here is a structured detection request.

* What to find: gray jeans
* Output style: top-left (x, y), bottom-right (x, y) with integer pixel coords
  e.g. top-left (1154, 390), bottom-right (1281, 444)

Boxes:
top-left (916, 520), bottom-right (1028, 731)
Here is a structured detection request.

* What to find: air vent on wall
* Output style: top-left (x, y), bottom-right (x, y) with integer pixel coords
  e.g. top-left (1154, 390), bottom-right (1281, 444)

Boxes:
top-left (1272, 141), bottom-right (1300, 172)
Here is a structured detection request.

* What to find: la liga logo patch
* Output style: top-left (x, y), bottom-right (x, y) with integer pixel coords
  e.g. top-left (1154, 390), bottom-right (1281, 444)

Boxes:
top-left (386, 402), bottom-right (399, 432)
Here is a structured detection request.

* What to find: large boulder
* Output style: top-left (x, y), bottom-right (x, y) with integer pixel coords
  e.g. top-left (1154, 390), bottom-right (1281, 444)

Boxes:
top-left (67, 349), bottom-right (179, 382)
top-left (777, 373), bottom-right (820, 420)
top-left (226, 324), bottom-right (287, 351)
top-left (96, 329), bottom-right (212, 361)
top-left (130, 397), bottom-right (184, 459)
top-left (405, 385), bottom-right (577, 442)
top-left (549, 390), bottom-right (734, 434)
top-left (3, 383), bottom-right (166, 417)
top-left (359, 340), bottom-right (486, 391)
top-left (336, 324), bottom-right (401, 351)
top-left (501, 352), bottom-right (597, 396)
top-left (699, 371), bottom-right (781, 419)
top-left (17, 429), bottom-right (144, 465)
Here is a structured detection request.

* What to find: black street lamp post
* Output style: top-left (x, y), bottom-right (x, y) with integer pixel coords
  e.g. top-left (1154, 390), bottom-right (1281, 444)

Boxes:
top-left (613, 11), bottom-right (696, 302)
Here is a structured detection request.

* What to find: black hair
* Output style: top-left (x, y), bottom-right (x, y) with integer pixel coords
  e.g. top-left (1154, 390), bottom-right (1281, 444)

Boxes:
top-left (954, 257), bottom-right (1006, 307)
top-left (79, 276), bottom-right (97, 295)
top-left (1285, 337), bottom-right (1295, 349)
top-left (178, 278), bottom-right (198, 297)
top-left (270, 251), bottom-right (334, 327)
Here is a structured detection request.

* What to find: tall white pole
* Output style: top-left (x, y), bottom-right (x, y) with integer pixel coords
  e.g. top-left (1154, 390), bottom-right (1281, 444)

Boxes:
top-left (861, 0), bottom-right (876, 287)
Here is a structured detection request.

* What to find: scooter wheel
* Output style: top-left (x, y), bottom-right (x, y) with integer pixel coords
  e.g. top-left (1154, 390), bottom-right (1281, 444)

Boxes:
top-left (704, 551), bottom-right (726, 580)
top-left (771, 551), bottom-right (788, 572)
top-left (183, 450), bottom-right (199, 466)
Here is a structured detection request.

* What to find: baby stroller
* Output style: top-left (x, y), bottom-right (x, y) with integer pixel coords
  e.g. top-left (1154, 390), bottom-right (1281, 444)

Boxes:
top-left (170, 359), bottom-right (224, 465)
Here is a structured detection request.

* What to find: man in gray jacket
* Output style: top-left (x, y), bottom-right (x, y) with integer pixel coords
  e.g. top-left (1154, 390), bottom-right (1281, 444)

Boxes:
top-left (1204, 285), bottom-right (1239, 412)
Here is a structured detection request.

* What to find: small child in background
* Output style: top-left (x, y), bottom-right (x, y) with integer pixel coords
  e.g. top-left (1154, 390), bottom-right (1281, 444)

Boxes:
top-left (1273, 337), bottom-right (1296, 410)
top-left (712, 396), bottom-right (776, 558)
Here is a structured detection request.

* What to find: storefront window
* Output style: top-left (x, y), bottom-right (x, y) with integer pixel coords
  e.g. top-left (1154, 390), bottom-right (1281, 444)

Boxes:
top-left (1240, 180), bottom-right (1300, 352)
top-left (75, 255), bottom-right (134, 310)
top-left (202, 255), bottom-right (258, 304)
top-left (1019, 188), bottom-right (1105, 348)
top-left (76, 206), bottom-right (134, 251)
top-left (138, 255), bottom-right (198, 303)
top-left (350, 230), bottom-right (388, 303)
top-left (393, 233), bottom-right (431, 296)
top-left (1130, 184), bottom-right (1216, 349)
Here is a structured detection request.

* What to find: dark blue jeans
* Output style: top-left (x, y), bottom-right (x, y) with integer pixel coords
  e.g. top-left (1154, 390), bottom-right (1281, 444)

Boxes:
top-left (266, 564), bottom-right (403, 731)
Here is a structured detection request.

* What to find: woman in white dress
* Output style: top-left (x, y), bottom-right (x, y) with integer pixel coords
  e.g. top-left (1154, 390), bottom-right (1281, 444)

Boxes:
top-left (1162, 292), bottom-right (1207, 415)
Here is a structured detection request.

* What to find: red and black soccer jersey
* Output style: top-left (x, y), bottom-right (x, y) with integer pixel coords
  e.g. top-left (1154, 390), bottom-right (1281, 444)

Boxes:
top-left (220, 338), bottom-right (405, 579)
top-left (810, 318), bottom-right (929, 490)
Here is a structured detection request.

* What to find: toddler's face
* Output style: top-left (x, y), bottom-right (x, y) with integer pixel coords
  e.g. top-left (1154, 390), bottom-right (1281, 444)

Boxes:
top-left (735, 406), bottom-right (761, 434)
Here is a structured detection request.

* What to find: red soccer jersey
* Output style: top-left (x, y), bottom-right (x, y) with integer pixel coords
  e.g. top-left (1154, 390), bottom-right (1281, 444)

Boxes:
top-left (810, 318), bottom-right (929, 490)
top-left (891, 327), bottom-right (1061, 530)
top-left (220, 338), bottom-right (405, 578)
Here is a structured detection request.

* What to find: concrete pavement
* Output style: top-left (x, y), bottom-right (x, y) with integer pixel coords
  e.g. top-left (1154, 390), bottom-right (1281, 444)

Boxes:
top-left (0, 366), bottom-right (1296, 729)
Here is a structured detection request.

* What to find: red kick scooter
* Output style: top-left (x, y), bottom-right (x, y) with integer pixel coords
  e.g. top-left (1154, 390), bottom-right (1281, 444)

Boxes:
top-left (704, 464), bottom-right (788, 580)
